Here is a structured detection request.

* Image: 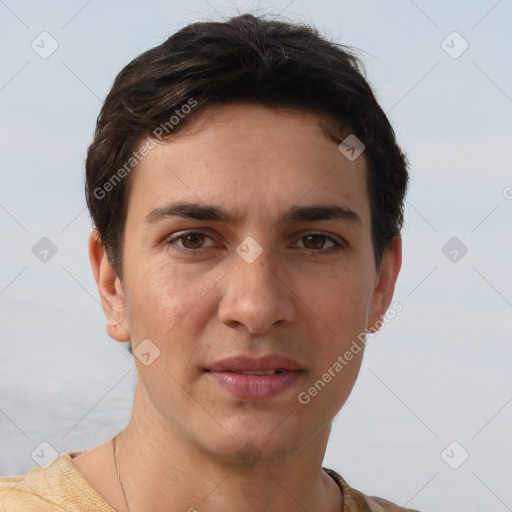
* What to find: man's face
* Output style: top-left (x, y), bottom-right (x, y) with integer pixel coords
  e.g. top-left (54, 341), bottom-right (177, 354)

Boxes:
top-left (103, 104), bottom-right (399, 462)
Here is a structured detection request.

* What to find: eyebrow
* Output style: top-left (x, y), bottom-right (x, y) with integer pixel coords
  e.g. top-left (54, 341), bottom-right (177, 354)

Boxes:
top-left (143, 201), bottom-right (362, 227)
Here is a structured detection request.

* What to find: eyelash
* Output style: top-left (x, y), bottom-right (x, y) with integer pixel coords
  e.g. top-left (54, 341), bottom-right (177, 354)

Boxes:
top-left (164, 230), bottom-right (345, 256)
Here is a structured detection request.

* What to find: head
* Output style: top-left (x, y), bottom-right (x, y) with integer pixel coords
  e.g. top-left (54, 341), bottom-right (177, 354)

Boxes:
top-left (86, 14), bottom-right (408, 465)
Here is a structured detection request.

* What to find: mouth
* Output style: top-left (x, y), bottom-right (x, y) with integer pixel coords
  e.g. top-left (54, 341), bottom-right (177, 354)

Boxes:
top-left (205, 355), bottom-right (305, 399)
top-left (216, 369), bottom-right (287, 375)
top-left (206, 354), bottom-right (304, 373)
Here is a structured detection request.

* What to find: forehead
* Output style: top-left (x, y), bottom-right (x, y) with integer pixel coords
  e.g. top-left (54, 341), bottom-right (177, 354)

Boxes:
top-left (126, 104), bottom-right (370, 227)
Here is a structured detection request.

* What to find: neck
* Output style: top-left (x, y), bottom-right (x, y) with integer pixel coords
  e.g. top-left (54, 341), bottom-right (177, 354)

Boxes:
top-left (113, 379), bottom-right (343, 512)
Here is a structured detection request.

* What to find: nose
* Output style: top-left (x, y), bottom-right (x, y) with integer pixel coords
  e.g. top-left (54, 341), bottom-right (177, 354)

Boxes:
top-left (218, 248), bottom-right (296, 334)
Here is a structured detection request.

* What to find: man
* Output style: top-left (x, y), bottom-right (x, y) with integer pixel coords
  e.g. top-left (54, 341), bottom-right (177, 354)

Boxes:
top-left (0, 13), bottom-right (417, 511)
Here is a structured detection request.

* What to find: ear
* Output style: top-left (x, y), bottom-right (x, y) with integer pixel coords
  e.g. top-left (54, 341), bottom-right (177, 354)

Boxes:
top-left (88, 230), bottom-right (131, 342)
top-left (366, 235), bottom-right (402, 334)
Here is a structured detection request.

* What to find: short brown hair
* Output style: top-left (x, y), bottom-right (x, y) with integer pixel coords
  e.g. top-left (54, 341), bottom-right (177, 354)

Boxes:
top-left (85, 13), bottom-right (408, 280)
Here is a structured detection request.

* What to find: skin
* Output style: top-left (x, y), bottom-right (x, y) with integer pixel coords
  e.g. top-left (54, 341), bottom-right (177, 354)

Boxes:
top-left (74, 104), bottom-right (402, 512)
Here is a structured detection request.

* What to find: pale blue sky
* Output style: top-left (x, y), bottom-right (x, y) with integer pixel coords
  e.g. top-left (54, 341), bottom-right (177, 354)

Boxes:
top-left (1, 1), bottom-right (511, 510)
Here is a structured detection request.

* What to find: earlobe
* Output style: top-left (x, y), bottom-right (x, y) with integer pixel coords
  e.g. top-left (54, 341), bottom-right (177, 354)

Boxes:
top-left (88, 230), bottom-right (131, 342)
top-left (366, 235), bottom-right (402, 334)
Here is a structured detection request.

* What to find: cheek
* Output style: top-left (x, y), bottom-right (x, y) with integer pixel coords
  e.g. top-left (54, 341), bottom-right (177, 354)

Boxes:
top-left (302, 269), bottom-right (372, 337)
top-left (123, 260), bottom-right (208, 342)
top-left (125, 265), bottom-right (212, 400)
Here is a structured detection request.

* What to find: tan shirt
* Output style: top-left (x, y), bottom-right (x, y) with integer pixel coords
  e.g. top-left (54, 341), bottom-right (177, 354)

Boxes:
top-left (0, 452), bottom-right (420, 511)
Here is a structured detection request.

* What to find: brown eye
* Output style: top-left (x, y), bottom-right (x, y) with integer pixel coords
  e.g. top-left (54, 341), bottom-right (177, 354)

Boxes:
top-left (180, 233), bottom-right (206, 249)
top-left (165, 231), bottom-right (215, 255)
top-left (293, 232), bottom-right (344, 255)
top-left (301, 234), bottom-right (328, 250)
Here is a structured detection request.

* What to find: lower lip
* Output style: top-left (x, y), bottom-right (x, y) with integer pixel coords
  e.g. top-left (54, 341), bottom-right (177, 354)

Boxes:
top-left (206, 370), bottom-right (305, 399)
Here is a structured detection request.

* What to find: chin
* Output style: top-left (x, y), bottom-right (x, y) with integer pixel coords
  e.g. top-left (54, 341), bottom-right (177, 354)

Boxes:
top-left (209, 436), bottom-right (300, 467)
top-left (197, 413), bottom-right (312, 466)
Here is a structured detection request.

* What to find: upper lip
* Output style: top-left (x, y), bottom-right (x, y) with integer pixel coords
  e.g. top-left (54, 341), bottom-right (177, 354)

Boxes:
top-left (206, 355), bottom-right (304, 372)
